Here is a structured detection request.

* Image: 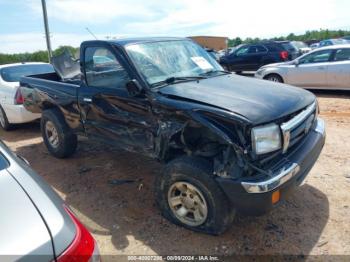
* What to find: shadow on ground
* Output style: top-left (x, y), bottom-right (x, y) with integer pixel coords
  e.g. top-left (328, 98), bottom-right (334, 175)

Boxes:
top-left (12, 138), bottom-right (329, 256)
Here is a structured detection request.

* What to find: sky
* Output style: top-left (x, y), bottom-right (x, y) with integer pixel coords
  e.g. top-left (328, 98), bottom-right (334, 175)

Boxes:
top-left (0, 0), bottom-right (349, 53)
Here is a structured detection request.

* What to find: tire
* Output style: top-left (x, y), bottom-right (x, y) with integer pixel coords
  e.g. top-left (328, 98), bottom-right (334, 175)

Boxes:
top-left (41, 108), bottom-right (77, 158)
top-left (0, 105), bottom-right (11, 131)
top-left (155, 156), bottom-right (235, 235)
top-left (265, 74), bottom-right (283, 83)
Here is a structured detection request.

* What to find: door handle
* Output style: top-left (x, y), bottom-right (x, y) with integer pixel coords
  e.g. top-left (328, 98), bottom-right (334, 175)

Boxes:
top-left (317, 66), bottom-right (325, 70)
top-left (83, 97), bottom-right (92, 103)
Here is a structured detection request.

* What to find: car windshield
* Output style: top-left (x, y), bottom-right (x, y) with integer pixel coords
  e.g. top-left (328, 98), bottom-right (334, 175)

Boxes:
top-left (0, 64), bottom-right (54, 82)
top-left (125, 40), bottom-right (223, 86)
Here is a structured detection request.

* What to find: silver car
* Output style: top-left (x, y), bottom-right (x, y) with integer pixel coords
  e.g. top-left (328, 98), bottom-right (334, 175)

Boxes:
top-left (0, 141), bottom-right (100, 262)
top-left (255, 44), bottom-right (350, 90)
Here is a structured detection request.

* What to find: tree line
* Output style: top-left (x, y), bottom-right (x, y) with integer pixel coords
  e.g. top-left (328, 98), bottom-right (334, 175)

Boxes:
top-left (228, 29), bottom-right (350, 47)
top-left (1, 29), bottom-right (349, 64)
top-left (0, 46), bottom-right (79, 65)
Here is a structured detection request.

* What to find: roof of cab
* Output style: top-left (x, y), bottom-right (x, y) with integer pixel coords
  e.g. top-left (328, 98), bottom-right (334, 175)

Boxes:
top-left (83, 37), bottom-right (189, 47)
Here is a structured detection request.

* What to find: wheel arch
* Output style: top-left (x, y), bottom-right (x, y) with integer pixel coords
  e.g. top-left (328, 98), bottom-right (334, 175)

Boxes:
top-left (263, 73), bottom-right (284, 83)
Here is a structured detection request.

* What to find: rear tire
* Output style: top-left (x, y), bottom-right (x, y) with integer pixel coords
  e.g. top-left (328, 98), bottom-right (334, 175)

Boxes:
top-left (265, 74), bottom-right (283, 83)
top-left (0, 105), bottom-right (11, 131)
top-left (41, 108), bottom-right (77, 158)
top-left (155, 156), bottom-right (235, 235)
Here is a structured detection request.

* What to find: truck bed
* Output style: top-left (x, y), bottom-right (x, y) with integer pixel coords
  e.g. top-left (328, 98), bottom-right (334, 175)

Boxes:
top-left (20, 72), bottom-right (80, 114)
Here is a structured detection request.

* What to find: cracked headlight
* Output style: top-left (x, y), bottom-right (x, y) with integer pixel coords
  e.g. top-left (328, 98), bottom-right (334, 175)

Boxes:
top-left (251, 123), bottom-right (281, 154)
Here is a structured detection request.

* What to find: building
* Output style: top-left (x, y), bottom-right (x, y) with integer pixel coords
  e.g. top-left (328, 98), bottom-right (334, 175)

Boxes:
top-left (189, 36), bottom-right (228, 51)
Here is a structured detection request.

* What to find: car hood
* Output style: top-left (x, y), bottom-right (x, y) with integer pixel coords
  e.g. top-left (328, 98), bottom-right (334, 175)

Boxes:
top-left (0, 169), bottom-right (54, 260)
top-left (159, 74), bottom-right (315, 125)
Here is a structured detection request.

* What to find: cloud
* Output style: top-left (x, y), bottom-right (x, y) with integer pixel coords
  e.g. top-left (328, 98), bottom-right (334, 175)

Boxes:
top-left (2, 0), bottom-right (349, 53)
top-left (26, 0), bottom-right (345, 38)
top-left (28, 0), bottom-right (173, 24)
top-left (0, 33), bottom-right (118, 53)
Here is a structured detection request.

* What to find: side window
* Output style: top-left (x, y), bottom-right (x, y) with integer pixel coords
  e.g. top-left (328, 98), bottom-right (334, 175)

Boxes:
top-left (299, 50), bottom-right (333, 64)
top-left (84, 47), bottom-right (130, 89)
top-left (267, 45), bottom-right (280, 52)
top-left (333, 49), bottom-right (350, 61)
top-left (0, 154), bottom-right (9, 171)
top-left (256, 45), bottom-right (268, 53)
top-left (235, 46), bottom-right (250, 56)
top-left (248, 46), bottom-right (258, 54)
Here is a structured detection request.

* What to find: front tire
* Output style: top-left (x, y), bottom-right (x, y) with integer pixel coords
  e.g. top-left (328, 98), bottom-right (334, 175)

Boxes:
top-left (155, 156), bottom-right (235, 235)
top-left (41, 108), bottom-right (77, 158)
top-left (265, 74), bottom-right (283, 83)
top-left (0, 105), bottom-right (11, 131)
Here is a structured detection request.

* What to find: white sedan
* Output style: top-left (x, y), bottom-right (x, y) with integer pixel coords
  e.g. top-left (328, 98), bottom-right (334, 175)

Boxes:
top-left (0, 62), bottom-right (54, 130)
top-left (255, 44), bottom-right (350, 90)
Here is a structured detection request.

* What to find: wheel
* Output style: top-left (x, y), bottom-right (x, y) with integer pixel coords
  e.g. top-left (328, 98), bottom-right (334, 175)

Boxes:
top-left (155, 156), bottom-right (235, 235)
top-left (0, 105), bottom-right (11, 131)
top-left (41, 108), bottom-right (77, 158)
top-left (265, 74), bottom-right (283, 83)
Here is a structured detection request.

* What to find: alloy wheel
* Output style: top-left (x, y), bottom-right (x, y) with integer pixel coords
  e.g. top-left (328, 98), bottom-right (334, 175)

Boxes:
top-left (45, 121), bottom-right (59, 148)
top-left (167, 181), bottom-right (208, 226)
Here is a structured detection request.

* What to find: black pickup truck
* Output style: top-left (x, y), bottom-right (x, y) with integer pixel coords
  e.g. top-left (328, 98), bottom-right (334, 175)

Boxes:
top-left (20, 37), bottom-right (326, 235)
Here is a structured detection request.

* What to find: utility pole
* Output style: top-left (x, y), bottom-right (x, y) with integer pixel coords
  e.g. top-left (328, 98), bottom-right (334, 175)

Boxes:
top-left (41, 0), bottom-right (52, 63)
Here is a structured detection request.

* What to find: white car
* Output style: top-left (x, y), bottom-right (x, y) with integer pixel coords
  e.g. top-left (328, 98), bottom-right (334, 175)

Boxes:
top-left (255, 44), bottom-right (350, 90)
top-left (0, 62), bottom-right (54, 130)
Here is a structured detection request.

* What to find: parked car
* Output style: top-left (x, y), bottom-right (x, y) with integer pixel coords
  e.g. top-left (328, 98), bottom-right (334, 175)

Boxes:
top-left (205, 48), bottom-right (220, 61)
top-left (290, 41), bottom-right (311, 55)
top-left (219, 41), bottom-right (297, 73)
top-left (255, 44), bottom-right (350, 90)
top-left (343, 36), bottom-right (350, 41)
top-left (0, 62), bottom-right (54, 130)
top-left (319, 38), bottom-right (348, 47)
top-left (0, 140), bottom-right (100, 261)
top-left (310, 43), bottom-right (320, 49)
top-left (21, 37), bottom-right (325, 235)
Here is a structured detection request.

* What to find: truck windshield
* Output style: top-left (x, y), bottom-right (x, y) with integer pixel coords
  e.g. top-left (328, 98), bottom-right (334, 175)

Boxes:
top-left (125, 40), bottom-right (223, 86)
top-left (0, 64), bottom-right (54, 82)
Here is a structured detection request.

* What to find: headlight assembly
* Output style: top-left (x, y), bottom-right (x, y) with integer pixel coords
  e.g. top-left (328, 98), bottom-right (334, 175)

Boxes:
top-left (251, 123), bottom-right (281, 154)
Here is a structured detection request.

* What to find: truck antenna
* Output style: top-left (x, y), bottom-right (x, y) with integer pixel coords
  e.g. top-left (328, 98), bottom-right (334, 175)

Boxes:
top-left (86, 27), bottom-right (98, 40)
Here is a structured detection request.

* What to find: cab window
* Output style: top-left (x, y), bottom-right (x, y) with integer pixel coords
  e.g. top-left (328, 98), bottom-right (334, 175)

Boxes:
top-left (84, 47), bottom-right (130, 89)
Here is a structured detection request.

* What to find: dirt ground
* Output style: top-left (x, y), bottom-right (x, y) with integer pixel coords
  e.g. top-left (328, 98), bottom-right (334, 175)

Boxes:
top-left (1, 90), bottom-right (350, 259)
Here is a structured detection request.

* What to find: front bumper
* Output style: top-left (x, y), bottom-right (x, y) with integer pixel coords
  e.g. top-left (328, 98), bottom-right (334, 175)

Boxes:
top-left (216, 118), bottom-right (326, 215)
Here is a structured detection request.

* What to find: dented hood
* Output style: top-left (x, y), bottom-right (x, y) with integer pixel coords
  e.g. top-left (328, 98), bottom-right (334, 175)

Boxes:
top-left (159, 74), bottom-right (315, 125)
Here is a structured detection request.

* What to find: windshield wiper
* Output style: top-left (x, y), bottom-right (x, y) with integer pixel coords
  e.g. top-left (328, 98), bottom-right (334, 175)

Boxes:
top-left (199, 70), bottom-right (231, 76)
top-left (151, 76), bottom-right (207, 88)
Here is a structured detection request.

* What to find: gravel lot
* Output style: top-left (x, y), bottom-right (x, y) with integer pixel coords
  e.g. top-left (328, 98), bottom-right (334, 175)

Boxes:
top-left (1, 90), bottom-right (349, 258)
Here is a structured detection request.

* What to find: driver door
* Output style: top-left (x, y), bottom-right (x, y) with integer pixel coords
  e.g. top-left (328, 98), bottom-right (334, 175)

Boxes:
top-left (78, 45), bottom-right (155, 154)
top-left (287, 49), bottom-right (333, 88)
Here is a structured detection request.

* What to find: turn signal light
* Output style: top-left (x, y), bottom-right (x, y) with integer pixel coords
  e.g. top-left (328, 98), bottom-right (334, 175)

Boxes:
top-left (272, 190), bottom-right (280, 204)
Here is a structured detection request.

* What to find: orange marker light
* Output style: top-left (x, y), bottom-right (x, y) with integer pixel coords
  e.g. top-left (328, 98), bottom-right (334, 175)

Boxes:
top-left (272, 190), bottom-right (280, 204)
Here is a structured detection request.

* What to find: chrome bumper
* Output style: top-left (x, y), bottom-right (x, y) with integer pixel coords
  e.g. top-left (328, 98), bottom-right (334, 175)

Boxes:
top-left (242, 118), bottom-right (325, 194)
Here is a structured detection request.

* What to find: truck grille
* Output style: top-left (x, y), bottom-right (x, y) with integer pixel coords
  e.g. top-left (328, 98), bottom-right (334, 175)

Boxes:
top-left (280, 101), bottom-right (317, 153)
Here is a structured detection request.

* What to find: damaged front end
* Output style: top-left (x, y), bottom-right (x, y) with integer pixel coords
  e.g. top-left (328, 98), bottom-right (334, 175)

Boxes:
top-left (155, 107), bottom-right (256, 181)
top-left (154, 99), bottom-right (325, 216)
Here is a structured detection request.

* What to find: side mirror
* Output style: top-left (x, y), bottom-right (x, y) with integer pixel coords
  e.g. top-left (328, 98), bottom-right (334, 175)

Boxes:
top-left (294, 60), bottom-right (299, 66)
top-left (126, 79), bottom-right (143, 97)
